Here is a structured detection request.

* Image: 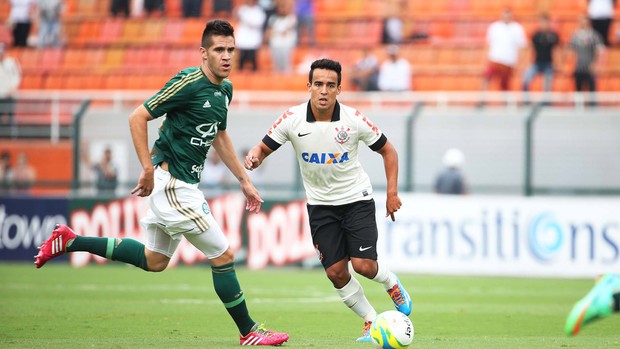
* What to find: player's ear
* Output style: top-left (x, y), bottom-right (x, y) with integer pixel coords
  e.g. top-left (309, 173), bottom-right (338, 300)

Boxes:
top-left (200, 47), bottom-right (208, 60)
top-left (307, 82), bottom-right (311, 92)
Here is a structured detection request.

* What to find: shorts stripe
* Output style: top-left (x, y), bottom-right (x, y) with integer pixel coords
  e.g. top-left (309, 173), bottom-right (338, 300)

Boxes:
top-left (164, 177), bottom-right (209, 231)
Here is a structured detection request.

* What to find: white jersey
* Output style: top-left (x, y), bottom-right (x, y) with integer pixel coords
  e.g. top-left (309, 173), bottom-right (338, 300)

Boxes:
top-left (263, 101), bottom-right (387, 205)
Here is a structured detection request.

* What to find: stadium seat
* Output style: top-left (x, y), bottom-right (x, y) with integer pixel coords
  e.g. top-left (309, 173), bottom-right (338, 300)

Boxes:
top-left (62, 48), bottom-right (85, 70)
top-left (43, 71), bottom-right (67, 90)
top-left (256, 48), bottom-right (272, 72)
top-left (122, 47), bottom-right (146, 69)
top-left (20, 73), bottom-right (45, 90)
top-left (102, 48), bottom-right (125, 70)
top-left (94, 18), bottom-right (124, 46)
top-left (402, 45), bottom-right (436, 66)
top-left (413, 74), bottom-right (441, 91)
top-left (142, 47), bottom-right (168, 69)
top-left (40, 48), bottom-right (64, 72)
top-left (168, 47), bottom-right (198, 68)
top-left (446, 0), bottom-right (472, 15)
top-left (361, 0), bottom-right (387, 17)
top-left (64, 72), bottom-right (104, 90)
top-left (180, 19), bottom-right (207, 46)
top-left (161, 19), bottom-right (185, 46)
top-left (552, 0), bottom-right (587, 17)
top-left (314, 1), bottom-right (346, 19)
top-left (428, 21), bottom-right (455, 40)
top-left (102, 73), bottom-right (128, 89)
top-left (140, 20), bottom-right (165, 46)
top-left (18, 49), bottom-right (42, 71)
top-left (0, 22), bottom-right (12, 44)
top-left (511, 0), bottom-right (536, 17)
top-left (0, 1), bottom-right (9, 22)
top-left (162, 0), bottom-right (181, 17)
top-left (73, 20), bottom-right (103, 46)
top-left (599, 75), bottom-right (620, 91)
top-left (439, 74), bottom-right (481, 91)
top-left (127, 71), bottom-right (174, 91)
top-left (606, 48), bottom-right (620, 73)
top-left (75, 0), bottom-right (110, 17)
top-left (118, 19), bottom-right (145, 46)
top-left (347, 20), bottom-right (383, 47)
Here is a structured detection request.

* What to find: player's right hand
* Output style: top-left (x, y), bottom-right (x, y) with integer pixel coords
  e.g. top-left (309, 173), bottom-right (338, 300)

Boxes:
top-left (244, 154), bottom-right (261, 170)
top-left (131, 168), bottom-right (154, 197)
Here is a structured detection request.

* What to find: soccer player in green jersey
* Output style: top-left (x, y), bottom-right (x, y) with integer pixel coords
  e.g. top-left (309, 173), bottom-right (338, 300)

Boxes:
top-left (35, 19), bottom-right (288, 346)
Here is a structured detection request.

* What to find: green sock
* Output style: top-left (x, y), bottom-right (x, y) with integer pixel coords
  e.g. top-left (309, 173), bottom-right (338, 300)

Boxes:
top-left (212, 263), bottom-right (255, 336)
top-left (67, 236), bottom-right (149, 271)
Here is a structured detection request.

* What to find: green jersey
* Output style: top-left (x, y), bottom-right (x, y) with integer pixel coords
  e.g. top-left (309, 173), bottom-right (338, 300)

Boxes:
top-left (144, 67), bottom-right (233, 184)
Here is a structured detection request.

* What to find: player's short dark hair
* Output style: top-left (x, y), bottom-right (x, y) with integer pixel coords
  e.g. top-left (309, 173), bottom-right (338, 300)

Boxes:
top-left (201, 19), bottom-right (235, 48)
top-left (309, 59), bottom-right (342, 86)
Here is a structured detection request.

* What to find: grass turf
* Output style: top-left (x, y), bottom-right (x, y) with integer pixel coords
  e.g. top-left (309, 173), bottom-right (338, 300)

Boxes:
top-left (0, 263), bottom-right (618, 348)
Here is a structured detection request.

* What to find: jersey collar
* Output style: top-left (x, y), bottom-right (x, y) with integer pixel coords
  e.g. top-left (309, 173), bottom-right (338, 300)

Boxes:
top-left (306, 101), bottom-right (341, 122)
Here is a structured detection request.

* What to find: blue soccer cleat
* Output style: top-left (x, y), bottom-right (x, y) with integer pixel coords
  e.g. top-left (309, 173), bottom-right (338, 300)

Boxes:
top-left (388, 274), bottom-right (412, 316)
top-left (564, 273), bottom-right (620, 336)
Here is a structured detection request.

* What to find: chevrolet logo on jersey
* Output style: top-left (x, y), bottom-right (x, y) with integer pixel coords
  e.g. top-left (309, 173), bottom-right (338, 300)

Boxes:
top-left (302, 152), bottom-right (349, 164)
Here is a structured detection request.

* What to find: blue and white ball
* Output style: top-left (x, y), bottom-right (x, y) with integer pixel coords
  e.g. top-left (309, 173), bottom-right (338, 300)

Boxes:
top-left (370, 310), bottom-right (414, 349)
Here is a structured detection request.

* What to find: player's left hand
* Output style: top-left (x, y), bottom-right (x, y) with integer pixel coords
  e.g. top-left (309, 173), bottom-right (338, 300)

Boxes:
top-left (386, 193), bottom-right (402, 222)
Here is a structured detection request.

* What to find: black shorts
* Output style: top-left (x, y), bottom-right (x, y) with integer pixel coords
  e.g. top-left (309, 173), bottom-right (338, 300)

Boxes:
top-left (307, 199), bottom-right (378, 270)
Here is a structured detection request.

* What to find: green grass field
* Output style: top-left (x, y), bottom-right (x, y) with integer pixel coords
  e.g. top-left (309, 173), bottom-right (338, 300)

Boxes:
top-left (0, 263), bottom-right (618, 348)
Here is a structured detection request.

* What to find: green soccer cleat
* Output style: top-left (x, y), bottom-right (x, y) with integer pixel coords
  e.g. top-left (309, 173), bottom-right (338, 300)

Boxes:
top-left (564, 273), bottom-right (620, 336)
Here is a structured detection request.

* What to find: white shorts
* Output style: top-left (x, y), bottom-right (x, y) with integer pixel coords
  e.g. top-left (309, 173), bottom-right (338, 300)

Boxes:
top-left (141, 166), bottom-right (229, 259)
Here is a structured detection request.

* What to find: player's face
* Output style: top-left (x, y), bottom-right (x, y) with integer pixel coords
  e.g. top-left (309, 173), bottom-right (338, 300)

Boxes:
top-left (201, 35), bottom-right (235, 83)
top-left (308, 68), bottom-right (341, 114)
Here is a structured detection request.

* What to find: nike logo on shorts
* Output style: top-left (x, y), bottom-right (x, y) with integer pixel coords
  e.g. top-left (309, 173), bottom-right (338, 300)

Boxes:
top-left (359, 246), bottom-right (372, 252)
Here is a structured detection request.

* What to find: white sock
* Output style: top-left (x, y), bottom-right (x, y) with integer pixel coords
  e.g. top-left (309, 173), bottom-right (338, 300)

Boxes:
top-left (372, 260), bottom-right (397, 291)
top-left (336, 276), bottom-right (377, 322)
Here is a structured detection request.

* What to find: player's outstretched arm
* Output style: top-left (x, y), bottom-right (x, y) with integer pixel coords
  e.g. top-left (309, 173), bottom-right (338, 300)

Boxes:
top-left (244, 142), bottom-right (273, 171)
top-left (375, 140), bottom-right (402, 221)
top-left (129, 105), bottom-right (155, 197)
top-left (212, 130), bottom-right (264, 213)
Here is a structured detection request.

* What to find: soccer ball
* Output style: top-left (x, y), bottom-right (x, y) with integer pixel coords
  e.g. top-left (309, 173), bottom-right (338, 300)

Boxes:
top-left (370, 310), bottom-right (414, 349)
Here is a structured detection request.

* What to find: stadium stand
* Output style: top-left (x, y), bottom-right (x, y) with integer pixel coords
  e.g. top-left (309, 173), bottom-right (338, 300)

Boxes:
top-left (0, 0), bottom-right (618, 93)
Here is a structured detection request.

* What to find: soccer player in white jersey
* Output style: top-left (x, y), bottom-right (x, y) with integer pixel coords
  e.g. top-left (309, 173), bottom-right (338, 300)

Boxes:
top-left (244, 58), bottom-right (412, 342)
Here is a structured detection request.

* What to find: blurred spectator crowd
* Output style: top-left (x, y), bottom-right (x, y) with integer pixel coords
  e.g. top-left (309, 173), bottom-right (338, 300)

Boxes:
top-left (0, 0), bottom-right (618, 93)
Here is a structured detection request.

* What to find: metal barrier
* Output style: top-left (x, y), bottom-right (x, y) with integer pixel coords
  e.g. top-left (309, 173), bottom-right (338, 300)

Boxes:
top-left (2, 90), bottom-right (620, 196)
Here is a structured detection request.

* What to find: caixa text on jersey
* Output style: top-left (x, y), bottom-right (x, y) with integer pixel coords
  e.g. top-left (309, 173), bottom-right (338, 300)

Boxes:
top-left (301, 152), bottom-right (349, 164)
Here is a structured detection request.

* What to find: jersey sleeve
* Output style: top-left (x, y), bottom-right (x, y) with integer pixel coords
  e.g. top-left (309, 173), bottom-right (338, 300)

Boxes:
top-left (263, 110), bottom-right (293, 151)
top-left (143, 72), bottom-right (195, 118)
top-left (355, 110), bottom-right (385, 150)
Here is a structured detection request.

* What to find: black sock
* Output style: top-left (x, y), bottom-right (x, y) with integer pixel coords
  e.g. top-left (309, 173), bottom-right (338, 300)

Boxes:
top-left (614, 292), bottom-right (620, 312)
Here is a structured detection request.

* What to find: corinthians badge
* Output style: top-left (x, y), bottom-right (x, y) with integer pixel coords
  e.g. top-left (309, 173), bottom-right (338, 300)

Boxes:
top-left (335, 126), bottom-right (351, 144)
